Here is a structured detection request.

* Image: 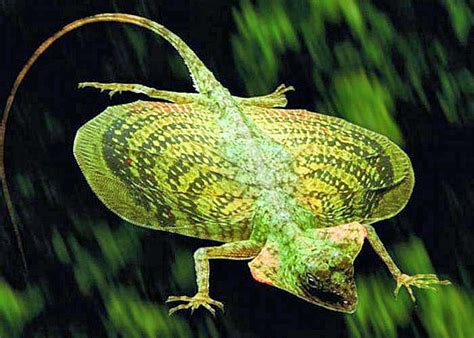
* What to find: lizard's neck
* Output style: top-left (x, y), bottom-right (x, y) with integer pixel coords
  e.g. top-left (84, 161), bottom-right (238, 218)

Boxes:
top-left (248, 190), bottom-right (316, 286)
top-left (250, 190), bottom-right (318, 245)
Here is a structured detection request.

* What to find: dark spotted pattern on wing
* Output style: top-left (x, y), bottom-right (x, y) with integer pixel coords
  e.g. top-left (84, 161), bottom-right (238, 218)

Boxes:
top-left (74, 101), bottom-right (259, 242)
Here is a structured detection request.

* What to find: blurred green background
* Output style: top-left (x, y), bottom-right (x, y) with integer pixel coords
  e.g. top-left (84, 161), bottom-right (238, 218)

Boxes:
top-left (1, 0), bottom-right (472, 337)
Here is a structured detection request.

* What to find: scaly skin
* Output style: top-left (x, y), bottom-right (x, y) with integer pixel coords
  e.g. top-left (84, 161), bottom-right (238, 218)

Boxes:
top-left (2, 13), bottom-right (450, 316)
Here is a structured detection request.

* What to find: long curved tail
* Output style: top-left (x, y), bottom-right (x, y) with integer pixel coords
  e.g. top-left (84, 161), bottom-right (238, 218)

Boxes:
top-left (1, 13), bottom-right (224, 273)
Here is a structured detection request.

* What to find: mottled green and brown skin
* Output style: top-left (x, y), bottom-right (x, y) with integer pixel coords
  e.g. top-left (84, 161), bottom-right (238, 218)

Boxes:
top-left (2, 13), bottom-right (449, 316)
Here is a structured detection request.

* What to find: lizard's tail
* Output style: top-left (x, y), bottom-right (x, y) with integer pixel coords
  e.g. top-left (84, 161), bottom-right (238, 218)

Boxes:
top-left (1, 13), bottom-right (224, 274)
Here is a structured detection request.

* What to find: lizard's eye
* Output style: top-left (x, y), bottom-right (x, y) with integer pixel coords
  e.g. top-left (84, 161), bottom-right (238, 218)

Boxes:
top-left (306, 273), bottom-right (319, 288)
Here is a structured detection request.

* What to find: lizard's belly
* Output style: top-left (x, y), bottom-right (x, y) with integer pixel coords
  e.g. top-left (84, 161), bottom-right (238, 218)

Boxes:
top-left (74, 101), bottom-right (260, 242)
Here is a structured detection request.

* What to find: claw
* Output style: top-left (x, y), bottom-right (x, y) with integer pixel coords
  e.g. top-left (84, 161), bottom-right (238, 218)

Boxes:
top-left (166, 293), bottom-right (224, 316)
top-left (109, 90), bottom-right (121, 98)
top-left (395, 273), bottom-right (451, 302)
top-left (77, 82), bottom-right (123, 99)
top-left (274, 83), bottom-right (295, 94)
top-left (203, 303), bottom-right (216, 317)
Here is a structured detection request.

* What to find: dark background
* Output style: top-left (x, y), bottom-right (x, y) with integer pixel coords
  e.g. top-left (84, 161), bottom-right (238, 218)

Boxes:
top-left (1, 1), bottom-right (473, 337)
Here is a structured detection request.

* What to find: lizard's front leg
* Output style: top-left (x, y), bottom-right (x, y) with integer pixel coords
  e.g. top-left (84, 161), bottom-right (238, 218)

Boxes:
top-left (78, 82), bottom-right (295, 108)
top-left (237, 83), bottom-right (295, 108)
top-left (166, 240), bottom-right (261, 316)
top-left (364, 224), bottom-right (450, 302)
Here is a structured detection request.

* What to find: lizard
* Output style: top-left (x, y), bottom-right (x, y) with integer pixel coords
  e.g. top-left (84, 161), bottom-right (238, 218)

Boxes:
top-left (1, 13), bottom-right (450, 316)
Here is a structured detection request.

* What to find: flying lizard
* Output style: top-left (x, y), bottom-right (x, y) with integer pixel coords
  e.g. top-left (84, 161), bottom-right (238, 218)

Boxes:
top-left (1, 13), bottom-right (450, 315)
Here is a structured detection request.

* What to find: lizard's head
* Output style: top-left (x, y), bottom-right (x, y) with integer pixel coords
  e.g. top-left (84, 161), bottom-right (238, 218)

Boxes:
top-left (249, 223), bottom-right (366, 313)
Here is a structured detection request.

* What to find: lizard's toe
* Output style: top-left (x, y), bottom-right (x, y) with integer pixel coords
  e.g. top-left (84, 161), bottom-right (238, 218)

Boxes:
top-left (166, 295), bottom-right (192, 303)
top-left (166, 293), bottom-right (224, 316)
top-left (394, 273), bottom-right (451, 302)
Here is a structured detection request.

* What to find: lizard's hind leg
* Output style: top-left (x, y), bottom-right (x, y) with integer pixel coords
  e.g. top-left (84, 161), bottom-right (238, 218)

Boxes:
top-left (78, 82), bottom-right (204, 103)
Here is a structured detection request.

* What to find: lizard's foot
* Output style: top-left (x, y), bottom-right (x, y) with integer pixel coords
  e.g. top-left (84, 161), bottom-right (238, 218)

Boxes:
top-left (78, 82), bottom-right (203, 103)
top-left (256, 83), bottom-right (295, 108)
top-left (394, 273), bottom-right (451, 302)
top-left (166, 293), bottom-right (224, 316)
top-left (272, 83), bottom-right (295, 95)
top-left (267, 84), bottom-right (295, 105)
top-left (78, 82), bottom-right (125, 98)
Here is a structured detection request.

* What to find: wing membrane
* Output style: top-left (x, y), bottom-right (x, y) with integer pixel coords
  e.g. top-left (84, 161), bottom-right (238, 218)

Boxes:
top-left (74, 101), bottom-right (257, 241)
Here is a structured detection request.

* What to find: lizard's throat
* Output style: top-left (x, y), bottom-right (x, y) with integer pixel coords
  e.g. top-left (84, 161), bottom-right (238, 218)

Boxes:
top-left (248, 227), bottom-right (300, 287)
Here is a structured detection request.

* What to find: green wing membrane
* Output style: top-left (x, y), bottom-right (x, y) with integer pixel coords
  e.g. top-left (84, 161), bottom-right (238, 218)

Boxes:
top-left (74, 101), bottom-right (256, 242)
top-left (246, 107), bottom-right (414, 225)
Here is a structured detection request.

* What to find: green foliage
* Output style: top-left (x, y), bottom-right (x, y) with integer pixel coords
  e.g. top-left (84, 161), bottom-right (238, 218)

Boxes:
top-left (441, 0), bottom-right (473, 43)
top-left (123, 26), bottom-right (148, 73)
top-left (346, 237), bottom-right (474, 337)
top-left (0, 279), bottom-right (44, 337)
top-left (92, 223), bottom-right (141, 273)
top-left (418, 284), bottom-right (474, 338)
top-left (170, 248), bottom-right (195, 290)
top-left (47, 218), bottom-right (230, 336)
top-left (52, 230), bottom-right (71, 264)
top-left (14, 174), bottom-right (35, 199)
top-left (397, 238), bottom-right (474, 338)
top-left (437, 68), bottom-right (474, 124)
top-left (103, 287), bottom-right (193, 338)
top-left (346, 274), bottom-right (412, 338)
top-left (331, 71), bottom-right (403, 145)
top-left (44, 112), bottom-right (65, 141)
top-left (231, 0), bottom-right (300, 94)
top-left (55, 219), bottom-right (143, 296)
top-left (71, 235), bottom-right (108, 295)
top-left (168, 54), bottom-right (191, 82)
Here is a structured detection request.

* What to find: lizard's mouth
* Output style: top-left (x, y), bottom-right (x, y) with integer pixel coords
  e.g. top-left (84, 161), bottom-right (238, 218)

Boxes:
top-left (300, 281), bottom-right (358, 313)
